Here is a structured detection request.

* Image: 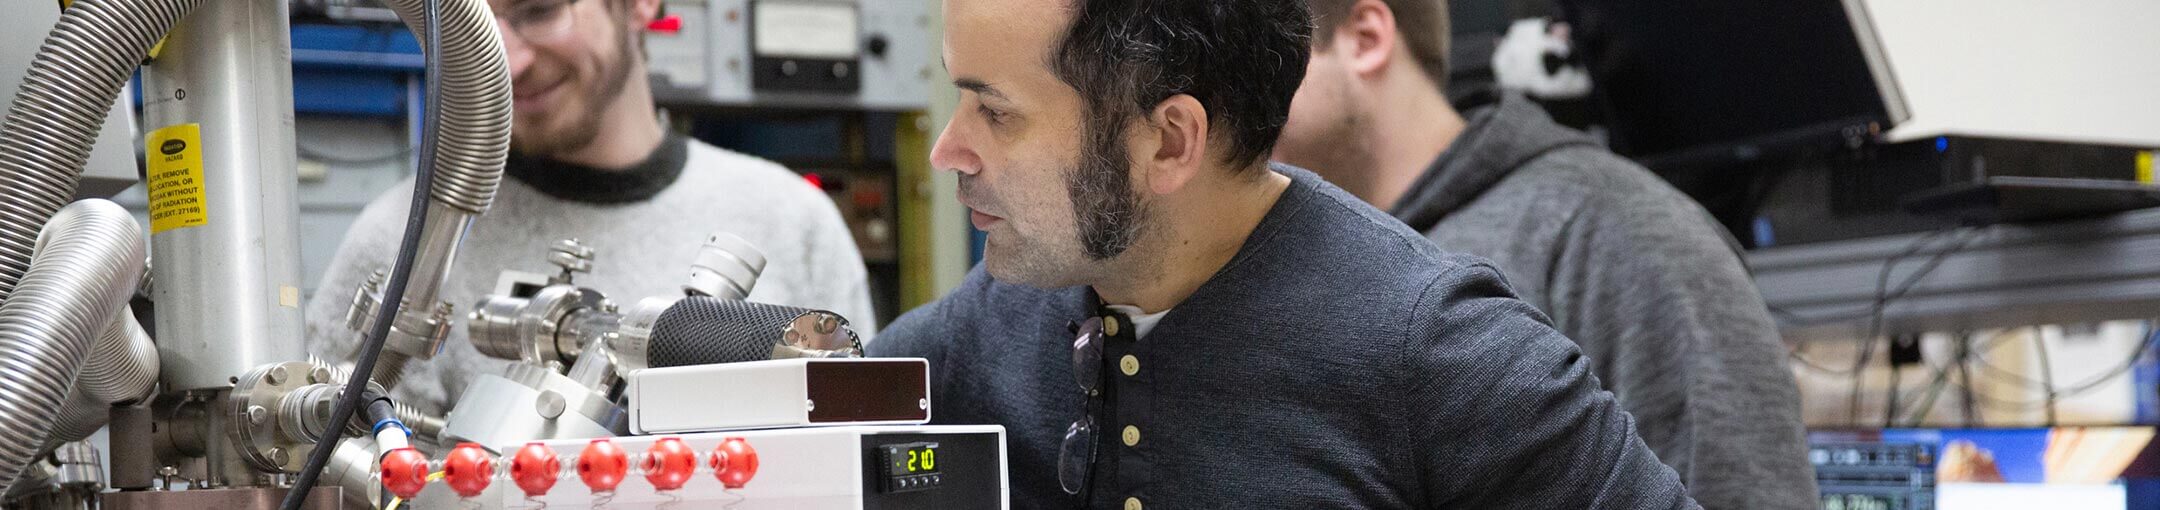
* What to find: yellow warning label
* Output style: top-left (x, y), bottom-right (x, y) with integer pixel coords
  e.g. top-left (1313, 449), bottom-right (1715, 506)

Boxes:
top-left (146, 124), bottom-right (208, 234)
top-left (2139, 151), bottom-right (2155, 185)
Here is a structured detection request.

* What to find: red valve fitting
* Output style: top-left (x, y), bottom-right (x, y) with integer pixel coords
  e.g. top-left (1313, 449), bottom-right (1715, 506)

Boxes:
top-left (443, 442), bottom-right (495, 498)
top-left (643, 437), bottom-right (698, 491)
top-left (510, 443), bottom-right (562, 497)
top-left (380, 447), bottom-right (430, 500)
top-left (709, 437), bottom-right (760, 489)
top-left (577, 439), bottom-right (629, 493)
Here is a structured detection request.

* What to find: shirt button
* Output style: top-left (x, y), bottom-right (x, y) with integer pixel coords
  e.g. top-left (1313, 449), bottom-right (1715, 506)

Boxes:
top-left (1119, 355), bottom-right (1140, 376)
top-left (1121, 425), bottom-right (1140, 447)
top-left (1124, 497), bottom-right (1143, 510)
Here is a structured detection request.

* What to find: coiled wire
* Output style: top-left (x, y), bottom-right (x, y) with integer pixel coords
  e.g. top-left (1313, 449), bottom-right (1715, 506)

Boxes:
top-left (0, 0), bottom-right (199, 301)
top-left (0, 200), bottom-right (144, 492)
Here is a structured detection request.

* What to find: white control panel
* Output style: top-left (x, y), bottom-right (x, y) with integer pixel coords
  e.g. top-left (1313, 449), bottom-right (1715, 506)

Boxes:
top-left (647, 0), bottom-right (932, 111)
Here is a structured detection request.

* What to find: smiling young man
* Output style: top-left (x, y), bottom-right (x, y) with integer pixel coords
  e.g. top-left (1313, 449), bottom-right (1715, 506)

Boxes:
top-left (1272, 2), bottom-right (1817, 508)
top-left (305, 0), bottom-right (874, 412)
top-left (867, 0), bottom-right (1698, 507)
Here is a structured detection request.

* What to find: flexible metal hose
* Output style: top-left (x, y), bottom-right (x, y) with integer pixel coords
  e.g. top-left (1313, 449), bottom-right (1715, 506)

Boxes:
top-left (39, 312), bottom-right (158, 452)
top-left (379, 0), bottom-right (510, 214)
top-left (78, 309), bottom-right (156, 405)
top-left (0, 0), bottom-right (198, 302)
top-left (42, 390), bottom-right (108, 449)
top-left (352, 0), bottom-right (510, 388)
top-left (395, 400), bottom-right (445, 441)
top-left (0, 200), bottom-right (144, 492)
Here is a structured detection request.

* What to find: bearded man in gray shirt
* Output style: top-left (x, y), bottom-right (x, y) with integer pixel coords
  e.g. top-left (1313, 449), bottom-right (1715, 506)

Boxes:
top-left (307, 0), bottom-right (874, 413)
top-left (1272, 1), bottom-right (1816, 508)
top-left (868, 0), bottom-right (1698, 507)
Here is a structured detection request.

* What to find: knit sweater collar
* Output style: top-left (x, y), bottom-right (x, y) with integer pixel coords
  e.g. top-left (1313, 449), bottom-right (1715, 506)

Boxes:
top-left (505, 131), bottom-right (690, 204)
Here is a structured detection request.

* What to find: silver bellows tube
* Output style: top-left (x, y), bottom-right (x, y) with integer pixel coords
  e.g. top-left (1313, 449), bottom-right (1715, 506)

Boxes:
top-left (0, 200), bottom-right (144, 492)
top-left (41, 309), bottom-right (155, 450)
top-left (360, 0), bottom-right (512, 384)
top-left (0, 0), bottom-right (198, 301)
top-left (79, 309), bottom-right (156, 405)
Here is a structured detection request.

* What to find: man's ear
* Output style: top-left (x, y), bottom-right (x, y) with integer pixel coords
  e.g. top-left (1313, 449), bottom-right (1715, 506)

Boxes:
top-left (1140, 94), bottom-right (1209, 195)
top-left (1340, 0), bottom-right (1400, 78)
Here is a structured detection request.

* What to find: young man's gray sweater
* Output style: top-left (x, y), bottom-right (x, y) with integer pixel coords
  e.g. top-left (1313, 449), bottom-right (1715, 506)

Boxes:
top-left (1391, 95), bottom-right (1816, 509)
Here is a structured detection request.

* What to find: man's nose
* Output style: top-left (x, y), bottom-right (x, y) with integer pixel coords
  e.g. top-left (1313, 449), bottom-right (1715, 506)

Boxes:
top-left (496, 20), bottom-right (536, 78)
top-left (929, 118), bottom-right (980, 176)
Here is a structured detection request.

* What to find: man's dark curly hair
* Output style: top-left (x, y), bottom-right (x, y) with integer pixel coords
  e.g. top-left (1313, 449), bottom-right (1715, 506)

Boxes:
top-left (1049, 1), bottom-right (1315, 170)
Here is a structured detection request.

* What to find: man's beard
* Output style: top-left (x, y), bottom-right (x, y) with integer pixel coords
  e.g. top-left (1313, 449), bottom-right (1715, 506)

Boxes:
top-left (512, 27), bottom-right (640, 157)
top-left (1067, 115), bottom-right (1148, 261)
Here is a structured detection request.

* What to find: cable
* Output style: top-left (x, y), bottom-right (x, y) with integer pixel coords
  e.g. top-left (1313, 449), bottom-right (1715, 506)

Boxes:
top-left (1832, 227), bottom-right (1981, 424)
top-left (1971, 324), bottom-right (2159, 399)
top-left (2033, 329), bottom-right (2057, 425)
top-left (1884, 358), bottom-right (1902, 427)
top-left (1792, 227), bottom-right (1981, 378)
top-left (280, 0), bottom-right (441, 507)
top-left (1957, 332), bottom-right (1977, 426)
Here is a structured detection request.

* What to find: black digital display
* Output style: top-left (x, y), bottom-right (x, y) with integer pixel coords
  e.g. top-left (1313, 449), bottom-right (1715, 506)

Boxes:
top-left (877, 442), bottom-right (947, 494)
top-left (883, 443), bottom-right (940, 476)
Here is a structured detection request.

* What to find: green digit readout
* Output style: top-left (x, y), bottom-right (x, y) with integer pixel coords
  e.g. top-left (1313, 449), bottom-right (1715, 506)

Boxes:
top-left (900, 446), bottom-right (938, 472)
top-left (888, 444), bottom-right (942, 476)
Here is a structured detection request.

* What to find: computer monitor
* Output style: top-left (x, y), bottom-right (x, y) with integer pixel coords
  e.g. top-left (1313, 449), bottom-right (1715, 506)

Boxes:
top-left (1809, 427), bottom-right (2160, 510)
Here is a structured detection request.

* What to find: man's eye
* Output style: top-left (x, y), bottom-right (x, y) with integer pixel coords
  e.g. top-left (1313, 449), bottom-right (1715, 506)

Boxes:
top-left (978, 106), bottom-right (1006, 126)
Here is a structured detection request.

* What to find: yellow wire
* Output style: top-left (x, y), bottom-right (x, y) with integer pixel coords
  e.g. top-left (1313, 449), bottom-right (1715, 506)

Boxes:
top-left (382, 472), bottom-right (445, 510)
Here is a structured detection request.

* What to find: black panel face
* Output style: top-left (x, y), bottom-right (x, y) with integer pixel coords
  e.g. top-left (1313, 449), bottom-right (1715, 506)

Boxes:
top-left (747, 1), bottom-right (864, 93)
top-left (753, 57), bottom-right (863, 93)
top-left (805, 360), bottom-right (930, 423)
top-left (861, 432), bottom-right (1003, 510)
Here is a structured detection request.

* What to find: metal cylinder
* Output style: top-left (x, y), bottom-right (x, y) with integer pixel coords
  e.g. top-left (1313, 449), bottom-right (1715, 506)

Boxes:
top-left (140, 0), bottom-right (307, 391)
top-left (108, 405), bottom-right (156, 490)
top-left (440, 364), bottom-right (625, 449)
top-left (467, 293), bottom-right (529, 361)
top-left (46, 443), bottom-right (100, 491)
top-left (563, 343), bottom-right (618, 393)
top-left (0, 200), bottom-right (144, 492)
top-left (685, 232), bottom-right (768, 299)
top-left (380, 206), bottom-right (473, 361)
top-left (320, 437), bottom-right (380, 509)
top-left (608, 296), bottom-right (680, 373)
top-left (275, 383), bottom-right (343, 445)
top-left (556, 306), bottom-right (622, 363)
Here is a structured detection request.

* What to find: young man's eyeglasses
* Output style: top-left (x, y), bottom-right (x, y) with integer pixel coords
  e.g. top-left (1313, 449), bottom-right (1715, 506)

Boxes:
top-left (496, 0), bottom-right (582, 43)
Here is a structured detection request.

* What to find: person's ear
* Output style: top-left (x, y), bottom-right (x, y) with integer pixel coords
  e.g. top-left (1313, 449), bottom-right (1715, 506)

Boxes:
top-left (1139, 94), bottom-right (1209, 195)
top-left (1340, 0), bottom-right (1400, 78)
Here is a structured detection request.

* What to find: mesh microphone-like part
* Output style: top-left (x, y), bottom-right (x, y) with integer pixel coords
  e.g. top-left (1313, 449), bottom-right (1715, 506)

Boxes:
top-left (647, 297), bottom-right (814, 368)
